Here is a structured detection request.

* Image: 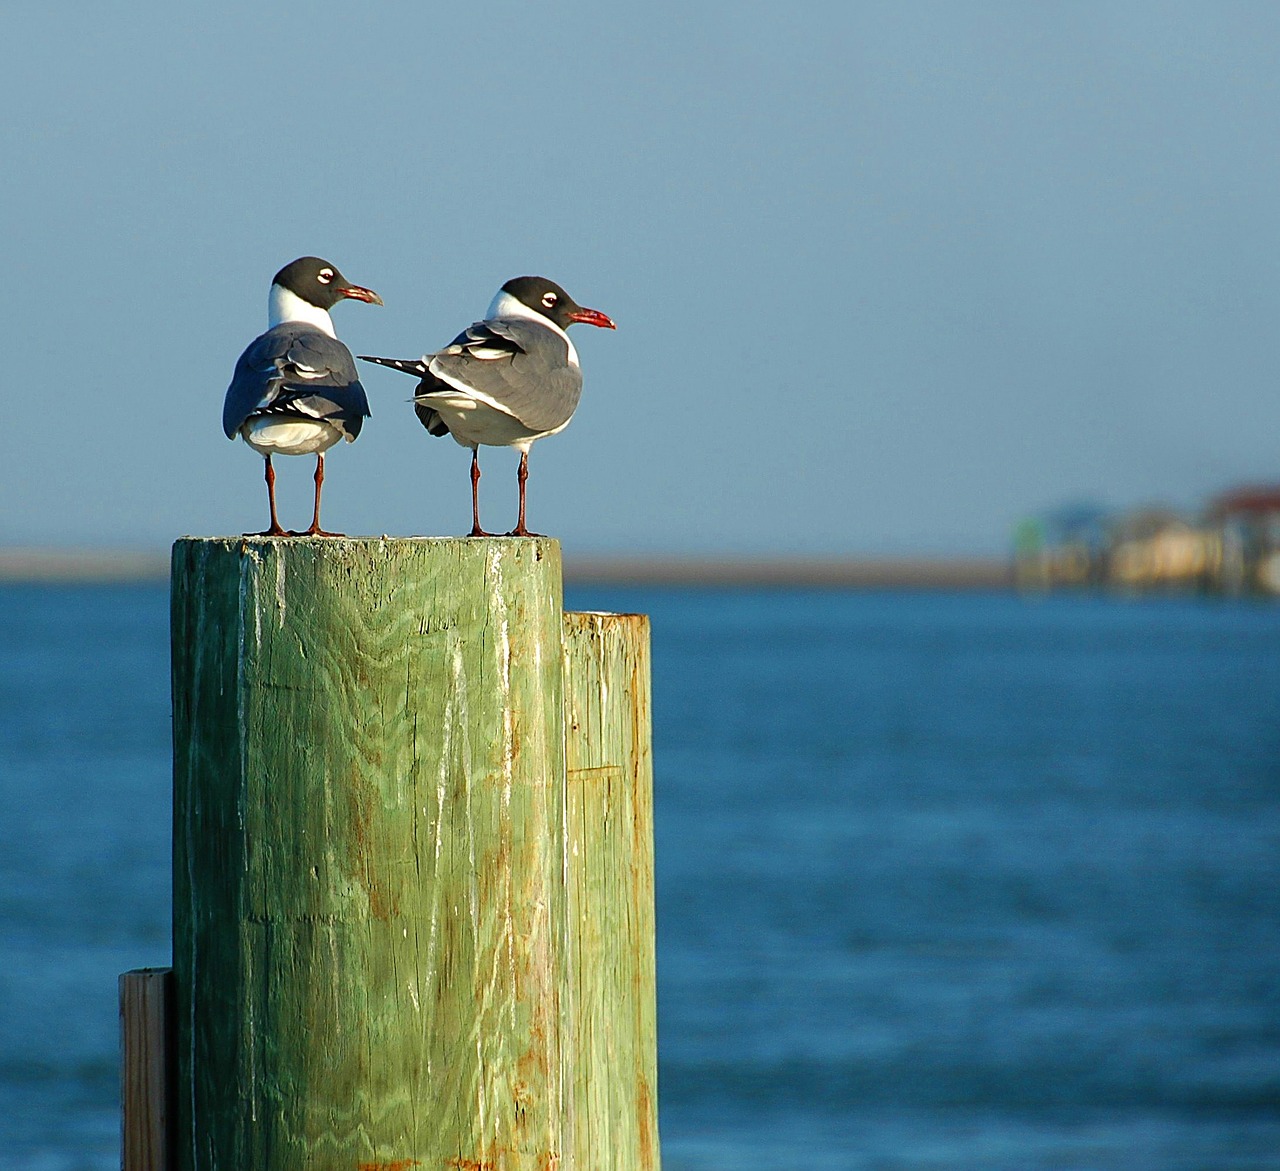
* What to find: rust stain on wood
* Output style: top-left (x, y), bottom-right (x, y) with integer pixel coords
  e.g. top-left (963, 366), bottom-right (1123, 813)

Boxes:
top-left (474, 830), bottom-right (512, 910)
top-left (444, 1159), bottom-right (494, 1171)
top-left (513, 1077), bottom-right (532, 1126)
top-left (637, 1076), bottom-right (656, 1169)
top-left (366, 879), bottom-right (399, 920)
top-left (518, 1025), bottom-right (551, 1081)
top-left (346, 770), bottom-right (401, 920)
top-left (357, 1161), bottom-right (421, 1171)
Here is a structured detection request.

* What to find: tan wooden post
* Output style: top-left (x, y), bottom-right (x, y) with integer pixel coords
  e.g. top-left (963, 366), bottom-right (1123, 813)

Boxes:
top-left (562, 612), bottom-right (661, 1171)
top-left (120, 967), bottom-right (174, 1171)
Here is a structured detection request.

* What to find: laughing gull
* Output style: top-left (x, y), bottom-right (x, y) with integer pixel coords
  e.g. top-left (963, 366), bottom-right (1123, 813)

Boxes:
top-left (222, 257), bottom-right (381, 537)
top-left (359, 276), bottom-right (615, 537)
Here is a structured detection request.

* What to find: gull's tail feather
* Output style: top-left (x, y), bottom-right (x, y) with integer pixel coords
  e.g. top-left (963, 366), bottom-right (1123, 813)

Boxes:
top-left (357, 354), bottom-right (430, 378)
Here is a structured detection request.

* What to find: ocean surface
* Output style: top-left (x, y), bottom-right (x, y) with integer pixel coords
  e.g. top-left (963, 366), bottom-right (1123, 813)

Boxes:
top-left (0, 583), bottom-right (1277, 1170)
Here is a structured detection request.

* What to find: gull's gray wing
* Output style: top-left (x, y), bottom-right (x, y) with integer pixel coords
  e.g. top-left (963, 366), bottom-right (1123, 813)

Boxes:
top-left (421, 317), bottom-right (583, 434)
top-left (223, 323), bottom-right (372, 440)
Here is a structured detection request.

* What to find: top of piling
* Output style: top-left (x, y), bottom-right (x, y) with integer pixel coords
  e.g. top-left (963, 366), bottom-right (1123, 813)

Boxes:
top-left (173, 534), bottom-right (561, 551)
top-left (170, 535), bottom-right (567, 614)
top-left (172, 534), bottom-right (562, 572)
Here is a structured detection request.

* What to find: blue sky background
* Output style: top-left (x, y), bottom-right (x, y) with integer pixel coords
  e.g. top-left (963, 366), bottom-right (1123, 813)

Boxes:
top-left (4, 2), bottom-right (1279, 554)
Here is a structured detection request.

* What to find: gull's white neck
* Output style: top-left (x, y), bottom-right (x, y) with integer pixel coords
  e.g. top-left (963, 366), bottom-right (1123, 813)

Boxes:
top-left (269, 283), bottom-right (336, 336)
top-left (486, 289), bottom-right (578, 365)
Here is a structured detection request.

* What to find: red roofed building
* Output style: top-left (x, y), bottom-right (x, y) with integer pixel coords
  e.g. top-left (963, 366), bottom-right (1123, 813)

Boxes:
top-left (1206, 486), bottom-right (1280, 595)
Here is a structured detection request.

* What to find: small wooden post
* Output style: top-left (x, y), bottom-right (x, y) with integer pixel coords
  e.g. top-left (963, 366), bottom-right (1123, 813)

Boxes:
top-left (120, 967), bottom-right (174, 1171)
top-left (562, 613), bottom-right (661, 1171)
top-left (171, 537), bottom-right (568, 1171)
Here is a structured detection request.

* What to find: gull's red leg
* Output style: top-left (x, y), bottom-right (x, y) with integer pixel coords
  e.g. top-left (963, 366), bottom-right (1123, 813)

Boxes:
top-left (251, 455), bottom-right (288, 537)
top-left (508, 450), bottom-right (537, 537)
top-left (297, 453), bottom-right (343, 537)
top-left (469, 448), bottom-right (492, 537)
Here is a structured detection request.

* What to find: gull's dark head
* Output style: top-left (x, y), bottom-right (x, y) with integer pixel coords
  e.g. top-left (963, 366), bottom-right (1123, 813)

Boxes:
top-left (500, 276), bottom-right (616, 331)
top-left (272, 256), bottom-right (383, 311)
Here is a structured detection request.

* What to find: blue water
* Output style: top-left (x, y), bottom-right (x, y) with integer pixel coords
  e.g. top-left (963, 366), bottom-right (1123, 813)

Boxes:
top-left (1, 585), bottom-right (1277, 1169)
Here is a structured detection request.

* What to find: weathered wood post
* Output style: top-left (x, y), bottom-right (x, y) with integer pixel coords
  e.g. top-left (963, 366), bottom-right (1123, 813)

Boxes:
top-left (562, 614), bottom-right (660, 1171)
top-left (171, 537), bottom-right (569, 1170)
top-left (120, 967), bottom-right (175, 1171)
top-left (167, 536), bottom-right (661, 1171)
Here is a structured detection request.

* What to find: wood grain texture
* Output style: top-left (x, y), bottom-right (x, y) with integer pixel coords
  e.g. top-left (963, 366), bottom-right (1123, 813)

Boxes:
top-left (561, 613), bottom-right (661, 1171)
top-left (172, 537), bottom-right (566, 1171)
top-left (121, 967), bottom-right (175, 1171)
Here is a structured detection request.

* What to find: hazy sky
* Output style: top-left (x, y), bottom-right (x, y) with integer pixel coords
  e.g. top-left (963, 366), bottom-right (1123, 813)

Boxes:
top-left (4, 2), bottom-right (1279, 554)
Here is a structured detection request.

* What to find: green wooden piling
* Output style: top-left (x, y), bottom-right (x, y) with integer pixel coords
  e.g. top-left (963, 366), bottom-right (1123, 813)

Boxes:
top-left (562, 613), bottom-right (661, 1171)
top-left (171, 536), bottom-right (568, 1171)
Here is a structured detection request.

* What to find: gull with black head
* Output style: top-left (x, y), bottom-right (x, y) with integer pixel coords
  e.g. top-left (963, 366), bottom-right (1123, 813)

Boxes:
top-left (360, 276), bottom-right (615, 537)
top-left (223, 256), bottom-right (382, 536)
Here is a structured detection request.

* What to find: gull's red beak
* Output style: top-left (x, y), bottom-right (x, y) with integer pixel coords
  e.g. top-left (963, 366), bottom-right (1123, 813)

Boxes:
top-left (340, 284), bottom-right (384, 306)
top-left (568, 306), bottom-right (617, 330)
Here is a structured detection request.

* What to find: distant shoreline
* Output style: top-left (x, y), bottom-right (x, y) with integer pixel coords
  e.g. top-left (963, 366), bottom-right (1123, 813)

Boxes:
top-left (0, 545), bottom-right (1012, 590)
top-left (564, 554), bottom-right (1012, 590)
top-left (0, 548), bottom-right (171, 583)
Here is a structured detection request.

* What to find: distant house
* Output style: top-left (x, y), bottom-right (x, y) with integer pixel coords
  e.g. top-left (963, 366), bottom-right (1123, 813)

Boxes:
top-left (1013, 505), bottom-right (1111, 590)
top-left (1205, 486), bottom-right (1280, 595)
top-left (1107, 508), bottom-right (1218, 592)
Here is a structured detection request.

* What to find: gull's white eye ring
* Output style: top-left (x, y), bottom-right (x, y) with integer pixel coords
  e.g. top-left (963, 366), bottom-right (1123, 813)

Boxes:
top-left (542, 292), bottom-right (558, 307)
top-left (318, 268), bottom-right (335, 284)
